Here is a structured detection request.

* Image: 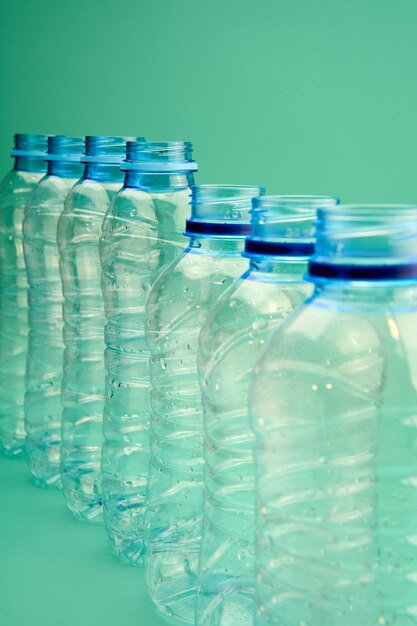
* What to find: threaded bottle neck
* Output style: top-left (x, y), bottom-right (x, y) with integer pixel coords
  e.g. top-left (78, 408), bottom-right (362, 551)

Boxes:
top-left (12, 133), bottom-right (48, 173)
top-left (46, 135), bottom-right (84, 178)
top-left (81, 135), bottom-right (137, 182)
top-left (185, 184), bottom-right (264, 239)
top-left (309, 204), bottom-right (417, 283)
top-left (245, 195), bottom-right (338, 261)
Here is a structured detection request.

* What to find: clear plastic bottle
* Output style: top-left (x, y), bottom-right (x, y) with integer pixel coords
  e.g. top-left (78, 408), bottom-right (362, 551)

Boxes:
top-left (100, 141), bottom-right (197, 564)
top-left (58, 136), bottom-right (133, 522)
top-left (0, 133), bottom-right (48, 457)
top-left (197, 196), bottom-right (338, 626)
top-left (250, 204), bottom-right (417, 626)
top-left (145, 184), bottom-right (264, 625)
top-left (23, 136), bottom-right (84, 487)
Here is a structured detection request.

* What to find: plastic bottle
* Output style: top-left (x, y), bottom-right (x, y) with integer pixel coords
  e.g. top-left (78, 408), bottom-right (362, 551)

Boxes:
top-left (100, 140), bottom-right (197, 563)
top-left (144, 184), bottom-right (264, 625)
top-left (58, 136), bottom-right (133, 521)
top-left (197, 196), bottom-right (338, 626)
top-left (0, 133), bottom-right (48, 457)
top-left (23, 136), bottom-right (84, 486)
top-left (250, 204), bottom-right (417, 626)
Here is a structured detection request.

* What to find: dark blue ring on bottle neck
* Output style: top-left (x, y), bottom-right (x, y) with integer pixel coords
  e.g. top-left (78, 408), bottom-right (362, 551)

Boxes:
top-left (244, 239), bottom-right (315, 258)
top-left (185, 220), bottom-right (251, 237)
top-left (309, 260), bottom-right (417, 281)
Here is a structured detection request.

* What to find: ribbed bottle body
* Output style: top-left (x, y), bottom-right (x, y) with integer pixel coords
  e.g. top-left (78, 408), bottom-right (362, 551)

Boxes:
top-left (23, 174), bottom-right (79, 486)
top-left (58, 178), bottom-right (121, 521)
top-left (144, 239), bottom-right (248, 625)
top-left (101, 184), bottom-right (192, 563)
top-left (197, 264), bottom-right (312, 626)
top-left (250, 205), bottom-right (417, 626)
top-left (0, 166), bottom-right (45, 456)
top-left (251, 288), bottom-right (417, 626)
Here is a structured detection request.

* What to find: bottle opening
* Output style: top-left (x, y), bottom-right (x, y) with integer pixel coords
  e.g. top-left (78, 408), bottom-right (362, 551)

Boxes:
top-left (185, 184), bottom-right (264, 237)
top-left (122, 140), bottom-right (197, 172)
top-left (83, 135), bottom-right (141, 164)
top-left (11, 133), bottom-right (48, 158)
top-left (46, 135), bottom-right (85, 163)
top-left (309, 204), bottom-right (417, 281)
top-left (245, 195), bottom-right (338, 258)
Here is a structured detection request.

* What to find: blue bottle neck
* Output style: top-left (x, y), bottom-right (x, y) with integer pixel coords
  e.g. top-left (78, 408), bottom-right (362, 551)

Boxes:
top-left (188, 235), bottom-right (246, 257)
top-left (124, 171), bottom-right (195, 191)
top-left (14, 156), bottom-right (47, 173)
top-left (313, 279), bottom-right (417, 309)
top-left (82, 162), bottom-right (124, 183)
top-left (249, 255), bottom-right (309, 277)
top-left (47, 160), bottom-right (84, 178)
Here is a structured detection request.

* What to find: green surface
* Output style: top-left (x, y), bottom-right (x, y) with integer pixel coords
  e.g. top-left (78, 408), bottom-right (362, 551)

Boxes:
top-left (0, 455), bottom-right (169, 626)
top-left (1, 2), bottom-right (417, 624)
top-left (1, 0), bottom-right (417, 200)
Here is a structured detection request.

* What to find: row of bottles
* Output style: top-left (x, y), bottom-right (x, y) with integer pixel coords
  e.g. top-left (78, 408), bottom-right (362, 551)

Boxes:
top-left (1, 133), bottom-right (416, 626)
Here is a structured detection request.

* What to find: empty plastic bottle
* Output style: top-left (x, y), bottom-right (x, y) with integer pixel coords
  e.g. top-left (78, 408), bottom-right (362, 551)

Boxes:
top-left (100, 140), bottom-right (197, 564)
top-left (250, 204), bottom-right (417, 626)
top-left (145, 184), bottom-right (264, 625)
top-left (0, 133), bottom-right (48, 457)
top-left (23, 135), bottom-right (84, 487)
top-left (197, 196), bottom-right (338, 626)
top-left (58, 136), bottom-right (133, 521)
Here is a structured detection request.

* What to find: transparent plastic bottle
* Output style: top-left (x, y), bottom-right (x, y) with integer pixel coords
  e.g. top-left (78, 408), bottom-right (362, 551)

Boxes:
top-left (250, 204), bottom-right (417, 626)
top-left (145, 184), bottom-right (264, 625)
top-left (100, 140), bottom-right (197, 564)
top-left (197, 196), bottom-right (338, 626)
top-left (58, 136), bottom-right (133, 522)
top-left (0, 133), bottom-right (48, 457)
top-left (23, 136), bottom-right (84, 487)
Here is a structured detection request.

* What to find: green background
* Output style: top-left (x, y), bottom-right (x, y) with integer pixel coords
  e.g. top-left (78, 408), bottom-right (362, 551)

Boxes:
top-left (1, 0), bottom-right (417, 200)
top-left (1, 1), bottom-right (417, 625)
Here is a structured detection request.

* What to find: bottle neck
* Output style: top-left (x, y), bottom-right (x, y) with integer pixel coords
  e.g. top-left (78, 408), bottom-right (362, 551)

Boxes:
top-left (188, 235), bottom-right (246, 257)
top-left (47, 160), bottom-right (84, 178)
top-left (124, 171), bottom-right (195, 191)
top-left (83, 162), bottom-right (124, 183)
top-left (249, 255), bottom-right (309, 277)
top-left (14, 156), bottom-right (46, 173)
top-left (313, 278), bottom-right (417, 308)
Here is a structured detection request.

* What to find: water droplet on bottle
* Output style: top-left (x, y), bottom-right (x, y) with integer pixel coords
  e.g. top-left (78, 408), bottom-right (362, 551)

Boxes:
top-left (252, 319), bottom-right (267, 331)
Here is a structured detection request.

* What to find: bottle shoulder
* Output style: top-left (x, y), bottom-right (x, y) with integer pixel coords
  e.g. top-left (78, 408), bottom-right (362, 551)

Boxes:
top-left (64, 178), bottom-right (120, 216)
top-left (147, 248), bottom-right (248, 304)
top-left (26, 175), bottom-right (77, 214)
top-left (104, 186), bottom-right (191, 228)
top-left (0, 169), bottom-right (43, 211)
top-left (199, 275), bottom-right (313, 355)
top-left (251, 297), bottom-right (417, 425)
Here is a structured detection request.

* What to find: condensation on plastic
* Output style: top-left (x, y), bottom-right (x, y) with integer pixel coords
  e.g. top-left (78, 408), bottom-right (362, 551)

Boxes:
top-left (58, 136), bottom-right (131, 521)
top-left (0, 134), bottom-right (47, 457)
top-left (23, 135), bottom-right (84, 487)
top-left (100, 140), bottom-right (196, 563)
top-left (144, 184), bottom-right (263, 625)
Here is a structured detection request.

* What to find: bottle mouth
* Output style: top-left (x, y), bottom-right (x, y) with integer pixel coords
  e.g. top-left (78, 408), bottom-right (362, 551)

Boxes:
top-left (185, 184), bottom-right (265, 237)
top-left (46, 135), bottom-right (85, 163)
top-left (82, 135), bottom-right (140, 164)
top-left (11, 133), bottom-right (48, 158)
top-left (252, 194), bottom-right (340, 209)
top-left (310, 203), bottom-right (417, 281)
top-left (122, 140), bottom-right (197, 172)
top-left (245, 195), bottom-right (338, 258)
